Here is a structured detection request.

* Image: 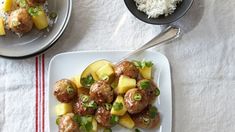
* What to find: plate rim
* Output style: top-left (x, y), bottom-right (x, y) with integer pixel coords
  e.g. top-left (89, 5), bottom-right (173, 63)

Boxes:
top-left (47, 50), bottom-right (172, 132)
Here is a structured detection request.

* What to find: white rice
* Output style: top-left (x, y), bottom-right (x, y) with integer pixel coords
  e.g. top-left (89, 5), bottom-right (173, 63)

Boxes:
top-left (134, 0), bottom-right (182, 18)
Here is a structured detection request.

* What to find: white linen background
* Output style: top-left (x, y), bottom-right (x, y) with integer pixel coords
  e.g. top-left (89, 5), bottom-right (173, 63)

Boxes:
top-left (0, 0), bottom-right (235, 132)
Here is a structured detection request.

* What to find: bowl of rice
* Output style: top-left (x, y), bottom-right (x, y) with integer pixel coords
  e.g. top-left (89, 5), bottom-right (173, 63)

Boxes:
top-left (124, 0), bottom-right (194, 25)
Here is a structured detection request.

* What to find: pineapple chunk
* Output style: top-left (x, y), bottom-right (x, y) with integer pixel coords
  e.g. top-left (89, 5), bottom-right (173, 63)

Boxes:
top-left (81, 60), bottom-right (111, 87)
top-left (139, 67), bottom-right (152, 79)
top-left (55, 103), bottom-right (72, 116)
top-left (71, 75), bottom-right (89, 95)
top-left (92, 118), bottom-right (98, 132)
top-left (117, 75), bottom-right (136, 94)
top-left (32, 10), bottom-right (48, 30)
top-left (3, 0), bottom-right (12, 12)
top-left (119, 113), bottom-right (135, 129)
top-left (0, 18), bottom-right (6, 36)
top-left (95, 63), bottom-right (114, 80)
top-left (71, 74), bottom-right (82, 88)
top-left (111, 96), bottom-right (127, 116)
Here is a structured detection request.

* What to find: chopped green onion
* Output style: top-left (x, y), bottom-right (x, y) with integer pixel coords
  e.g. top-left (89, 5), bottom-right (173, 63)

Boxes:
top-left (110, 115), bottom-right (119, 124)
top-left (56, 117), bottom-right (60, 125)
top-left (49, 12), bottom-right (57, 19)
top-left (82, 100), bottom-right (97, 109)
top-left (133, 61), bottom-right (141, 68)
top-left (133, 93), bottom-right (142, 101)
top-left (81, 74), bottom-right (95, 88)
top-left (104, 103), bottom-right (112, 111)
top-left (79, 122), bottom-right (92, 132)
top-left (155, 88), bottom-right (160, 96)
top-left (113, 102), bottom-right (123, 111)
top-left (80, 95), bottom-right (89, 103)
top-left (87, 101), bottom-right (97, 108)
top-left (77, 116), bottom-right (93, 132)
top-left (149, 106), bottom-right (158, 119)
top-left (145, 61), bottom-right (154, 67)
top-left (81, 116), bottom-right (93, 124)
top-left (135, 128), bottom-right (141, 132)
top-left (66, 86), bottom-right (74, 94)
top-left (143, 117), bottom-right (150, 125)
top-left (104, 128), bottom-right (112, 132)
top-left (17, 0), bottom-right (28, 8)
top-left (84, 122), bottom-right (93, 131)
top-left (28, 6), bottom-right (41, 16)
top-left (79, 125), bottom-right (87, 132)
top-left (12, 20), bottom-right (20, 27)
top-left (73, 114), bottom-right (81, 124)
top-left (133, 60), bottom-right (153, 69)
top-left (139, 80), bottom-right (150, 90)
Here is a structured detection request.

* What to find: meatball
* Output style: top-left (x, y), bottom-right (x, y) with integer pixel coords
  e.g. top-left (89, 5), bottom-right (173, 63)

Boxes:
top-left (58, 113), bottom-right (79, 132)
top-left (54, 79), bottom-right (77, 103)
top-left (124, 88), bottom-right (148, 114)
top-left (137, 79), bottom-right (159, 104)
top-left (131, 106), bottom-right (160, 128)
top-left (95, 106), bottom-right (116, 128)
top-left (73, 95), bottom-right (96, 116)
top-left (8, 8), bottom-right (33, 33)
top-left (89, 81), bottom-right (113, 105)
top-left (114, 61), bottom-right (139, 79)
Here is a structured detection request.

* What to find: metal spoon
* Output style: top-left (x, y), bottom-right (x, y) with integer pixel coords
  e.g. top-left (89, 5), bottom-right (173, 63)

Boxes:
top-left (80, 26), bottom-right (181, 85)
top-left (120, 25), bottom-right (181, 61)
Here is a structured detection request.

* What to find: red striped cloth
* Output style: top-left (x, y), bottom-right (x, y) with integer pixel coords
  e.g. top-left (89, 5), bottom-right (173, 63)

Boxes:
top-left (35, 54), bottom-right (45, 132)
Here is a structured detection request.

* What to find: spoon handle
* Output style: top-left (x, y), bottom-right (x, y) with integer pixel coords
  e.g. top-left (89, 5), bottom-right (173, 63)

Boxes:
top-left (120, 26), bottom-right (181, 61)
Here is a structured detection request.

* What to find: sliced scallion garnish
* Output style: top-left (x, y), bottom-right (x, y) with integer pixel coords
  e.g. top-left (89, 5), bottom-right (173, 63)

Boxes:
top-left (155, 88), bottom-right (160, 96)
top-left (104, 103), bottom-right (112, 111)
top-left (81, 95), bottom-right (89, 103)
top-left (49, 12), bottom-right (57, 19)
top-left (66, 86), bottom-right (74, 94)
top-left (110, 115), bottom-right (119, 124)
top-left (81, 74), bottom-right (95, 88)
top-left (149, 106), bottom-right (158, 119)
top-left (139, 80), bottom-right (150, 90)
top-left (133, 93), bottom-right (142, 101)
top-left (112, 102), bottom-right (123, 111)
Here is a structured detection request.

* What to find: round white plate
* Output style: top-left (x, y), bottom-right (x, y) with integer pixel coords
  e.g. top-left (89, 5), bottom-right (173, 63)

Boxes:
top-left (0, 0), bottom-right (72, 58)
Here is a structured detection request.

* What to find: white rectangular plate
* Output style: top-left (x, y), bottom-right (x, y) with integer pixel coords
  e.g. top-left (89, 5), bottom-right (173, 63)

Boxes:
top-left (48, 51), bottom-right (172, 132)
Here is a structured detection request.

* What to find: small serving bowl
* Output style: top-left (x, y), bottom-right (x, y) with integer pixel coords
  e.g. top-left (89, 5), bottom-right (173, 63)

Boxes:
top-left (124, 0), bottom-right (194, 25)
top-left (0, 0), bottom-right (72, 58)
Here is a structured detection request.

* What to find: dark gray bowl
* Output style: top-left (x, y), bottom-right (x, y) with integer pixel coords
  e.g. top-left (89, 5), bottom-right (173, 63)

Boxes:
top-left (124, 0), bottom-right (194, 25)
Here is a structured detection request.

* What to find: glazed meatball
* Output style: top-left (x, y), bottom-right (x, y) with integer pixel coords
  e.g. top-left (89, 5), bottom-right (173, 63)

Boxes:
top-left (8, 8), bottom-right (33, 33)
top-left (137, 79), bottom-right (159, 104)
top-left (58, 113), bottom-right (79, 132)
top-left (89, 81), bottom-right (114, 105)
top-left (95, 106), bottom-right (117, 128)
top-left (124, 88), bottom-right (148, 114)
top-left (131, 105), bottom-right (160, 128)
top-left (73, 95), bottom-right (96, 116)
top-left (114, 61), bottom-right (139, 79)
top-left (54, 79), bottom-right (77, 103)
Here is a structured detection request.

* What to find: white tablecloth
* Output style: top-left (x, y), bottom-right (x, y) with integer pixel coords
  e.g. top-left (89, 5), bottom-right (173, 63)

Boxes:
top-left (0, 0), bottom-right (235, 132)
